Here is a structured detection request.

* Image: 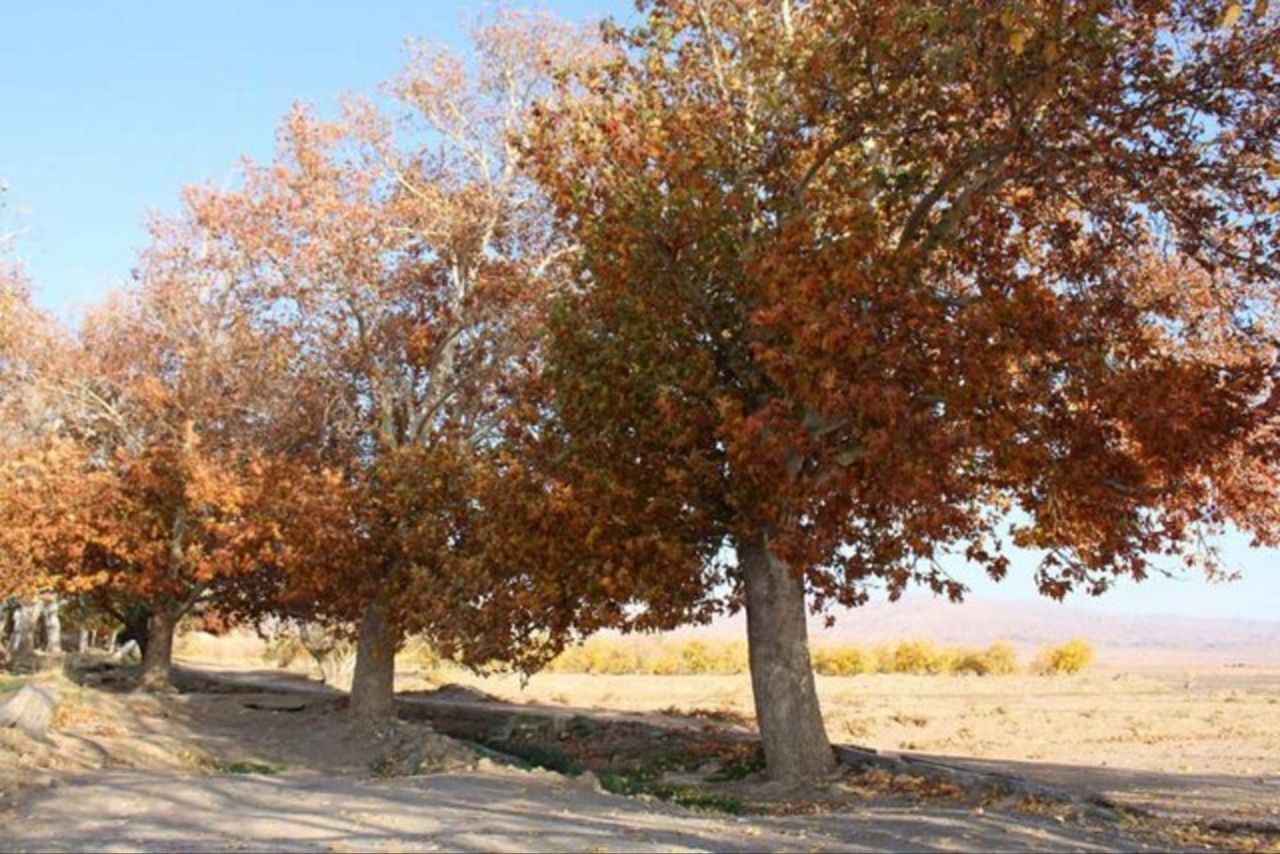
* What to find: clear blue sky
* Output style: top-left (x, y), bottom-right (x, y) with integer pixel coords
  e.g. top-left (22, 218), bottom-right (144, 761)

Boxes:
top-left (2, 2), bottom-right (1275, 621)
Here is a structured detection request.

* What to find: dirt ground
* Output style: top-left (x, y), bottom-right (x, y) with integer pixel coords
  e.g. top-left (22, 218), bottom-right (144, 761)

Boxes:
top-left (5, 766), bottom-right (1167, 854)
top-left (417, 662), bottom-right (1280, 779)
top-left (2, 652), bottom-right (1277, 852)
top-left (0, 663), bottom-right (1232, 853)
top-left (412, 661), bottom-right (1280, 826)
top-left (180, 630), bottom-right (1280, 784)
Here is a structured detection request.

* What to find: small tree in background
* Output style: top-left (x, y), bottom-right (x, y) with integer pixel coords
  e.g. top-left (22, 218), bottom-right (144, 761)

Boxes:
top-left (0, 223), bottom-right (298, 688)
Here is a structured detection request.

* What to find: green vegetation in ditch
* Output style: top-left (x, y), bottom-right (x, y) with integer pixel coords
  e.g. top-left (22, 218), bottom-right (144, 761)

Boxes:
top-left (597, 770), bottom-right (745, 815)
top-left (706, 750), bottom-right (766, 782)
top-left (220, 759), bottom-right (285, 775)
top-left (0, 675), bottom-right (30, 693)
top-left (463, 734), bottom-right (745, 816)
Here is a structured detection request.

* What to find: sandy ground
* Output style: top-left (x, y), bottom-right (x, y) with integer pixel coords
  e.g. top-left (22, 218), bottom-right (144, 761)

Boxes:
top-left (3, 767), bottom-right (1158, 853)
top-left (0, 667), bottom-right (1190, 853)
top-left (415, 663), bottom-right (1280, 781)
top-left (3, 652), bottom-right (1277, 852)
top-left (188, 630), bottom-right (1278, 782)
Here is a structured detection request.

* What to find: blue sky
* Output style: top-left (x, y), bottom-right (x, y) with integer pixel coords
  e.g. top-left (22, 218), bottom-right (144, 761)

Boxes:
top-left (2, 2), bottom-right (1275, 621)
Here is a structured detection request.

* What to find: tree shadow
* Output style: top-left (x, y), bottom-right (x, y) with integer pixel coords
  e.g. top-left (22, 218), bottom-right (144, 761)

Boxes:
top-left (4, 767), bottom-right (1142, 853)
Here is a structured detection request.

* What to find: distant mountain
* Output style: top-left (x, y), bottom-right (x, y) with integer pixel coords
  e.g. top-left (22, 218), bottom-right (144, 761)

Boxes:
top-left (672, 596), bottom-right (1280, 661)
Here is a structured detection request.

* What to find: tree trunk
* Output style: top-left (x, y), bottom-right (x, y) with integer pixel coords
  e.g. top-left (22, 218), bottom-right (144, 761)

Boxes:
top-left (119, 605), bottom-right (151, 654)
top-left (138, 610), bottom-right (176, 691)
top-left (41, 596), bottom-right (61, 654)
top-left (77, 628), bottom-right (90, 654)
top-left (7, 601), bottom-right (37, 657)
top-left (349, 598), bottom-right (397, 719)
top-left (739, 531), bottom-right (835, 783)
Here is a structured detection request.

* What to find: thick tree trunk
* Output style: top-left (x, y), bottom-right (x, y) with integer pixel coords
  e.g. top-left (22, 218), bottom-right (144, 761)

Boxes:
top-left (41, 596), bottom-right (61, 654)
top-left (739, 531), bottom-right (835, 783)
top-left (349, 598), bottom-right (397, 718)
top-left (138, 610), bottom-right (176, 691)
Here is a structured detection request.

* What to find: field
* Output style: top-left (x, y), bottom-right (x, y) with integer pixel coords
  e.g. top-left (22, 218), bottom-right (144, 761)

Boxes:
top-left (417, 662), bottom-right (1280, 781)
top-left (4, 632), bottom-right (1275, 851)
top-left (167, 629), bottom-right (1280, 826)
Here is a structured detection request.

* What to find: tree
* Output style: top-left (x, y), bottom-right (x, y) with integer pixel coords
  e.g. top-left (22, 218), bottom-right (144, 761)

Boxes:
top-left (187, 12), bottom-right (597, 716)
top-left (0, 216), bottom-right (79, 622)
top-left (522, 0), bottom-right (1280, 781)
top-left (0, 196), bottom-right (80, 663)
top-left (0, 220), bottom-right (295, 688)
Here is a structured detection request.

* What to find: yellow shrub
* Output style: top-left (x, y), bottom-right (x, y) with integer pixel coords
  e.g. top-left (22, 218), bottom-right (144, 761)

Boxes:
top-left (690, 640), bottom-right (747, 674)
top-left (546, 637), bottom-right (747, 675)
top-left (812, 646), bottom-right (875, 676)
top-left (953, 642), bottom-right (1019, 676)
top-left (884, 640), bottom-right (954, 675)
top-left (399, 636), bottom-right (442, 672)
top-left (679, 639), bottom-right (713, 673)
top-left (581, 637), bottom-right (642, 674)
top-left (1034, 638), bottom-right (1094, 675)
top-left (647, 654), bottom-right (683, 675)
top-left (545, 635), bottom-right (1028, 677)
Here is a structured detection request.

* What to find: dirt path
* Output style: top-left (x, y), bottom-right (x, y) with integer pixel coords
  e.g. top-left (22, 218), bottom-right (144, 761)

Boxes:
top-left (0, 663), bottom-right (1252, 852)
top-left (3, 767), bottom-right (1153, 853)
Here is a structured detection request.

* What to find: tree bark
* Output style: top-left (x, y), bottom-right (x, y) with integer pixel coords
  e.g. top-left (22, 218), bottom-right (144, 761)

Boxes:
top-left (120, 605), bottom-right (151, 654)
top-left (77, 628), bottom-right (90, 654)
top-left (41, 596), bottom-right (61, 654)
top-left (739, 531), bottom-right (835, 783)
top-left (138, 610), bottom-right (176, 691)
top-left (349, 597), bottom-right (397, 718)
top-left (7, 601), bottom-right (37, 657)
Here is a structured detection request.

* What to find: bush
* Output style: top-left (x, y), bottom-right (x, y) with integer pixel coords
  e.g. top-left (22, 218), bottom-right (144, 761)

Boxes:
top-left (546, 637), bottom-right (747, 675)
top-left (400, 636), bottom-right (442, 672)
top-left (953, 642), bottom-right (1019, 676)
top-left (882, 640), bottom-right (955, 675)
top-left (1034, 638), bottom-right (1094, 675)
top-left (544, 636), bottom-right (1035, 677)
top-left (812, 646), bottom-right (875, 676)
top-left (262, 620), bottom-right (354, 684)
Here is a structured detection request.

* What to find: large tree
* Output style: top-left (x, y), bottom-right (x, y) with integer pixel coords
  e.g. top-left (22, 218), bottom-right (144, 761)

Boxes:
top-left (521, 0), bottom-right (1280, 781)
top-left (189, 12), bottom-right (597, 716)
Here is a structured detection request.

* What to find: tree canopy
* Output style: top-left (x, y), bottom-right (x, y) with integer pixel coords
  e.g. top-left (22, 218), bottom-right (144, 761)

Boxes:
top-left (517, 0), bottom-right (1280, 778)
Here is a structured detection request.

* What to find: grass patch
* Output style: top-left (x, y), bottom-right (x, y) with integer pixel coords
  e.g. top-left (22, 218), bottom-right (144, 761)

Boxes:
top-left (599, 770), bottom-right (744, 815)
top-left (220, 758), bottom-right (285, 775)
top-left (0, 675), bottom-right (31, 694)
top-left (706, 745), bottom-right (766, 782)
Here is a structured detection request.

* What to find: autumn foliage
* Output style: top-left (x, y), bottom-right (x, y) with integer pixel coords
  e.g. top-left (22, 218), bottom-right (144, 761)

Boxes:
top-left (518, 0), bottom-right (1280, 779)
top-left (0, 2), bottom-right (1277, 782)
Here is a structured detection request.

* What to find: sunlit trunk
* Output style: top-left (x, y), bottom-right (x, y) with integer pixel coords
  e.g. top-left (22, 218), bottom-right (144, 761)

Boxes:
top-left (739, 531), bottom-right (836, 783)
top-left (7, 601), bottom-right (37, 657)
top-left (41, 596), bottom-right (61, 654)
